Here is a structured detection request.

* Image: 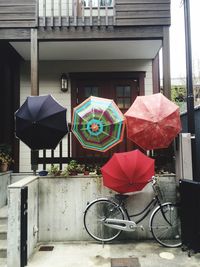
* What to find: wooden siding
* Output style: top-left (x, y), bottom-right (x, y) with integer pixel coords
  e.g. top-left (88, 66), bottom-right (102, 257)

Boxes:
top-left (0, 0), bottom-right (171, 29)
top-left (0, 0), bottom-right (37, 28)
top-left (115, 0), bottom-right (170, 26)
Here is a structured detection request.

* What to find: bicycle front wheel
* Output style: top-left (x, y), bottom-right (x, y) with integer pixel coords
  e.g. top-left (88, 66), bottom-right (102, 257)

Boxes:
top-left (150, 203), bottom-right (182, 248)
top-left (84, 199), bottom-right (124, 242)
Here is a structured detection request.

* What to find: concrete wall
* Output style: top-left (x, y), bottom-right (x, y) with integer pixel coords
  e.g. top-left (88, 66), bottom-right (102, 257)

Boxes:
top-left (7, 174), bottom-right (177, 265)
top-left (7, 176), bottom-right (38, 267)
top-left (38, 174), bottom-right (176, 242)
top-left (19, 59), bottom-right (153, 172)
top-left (0, 171), bottom-right (11, 208)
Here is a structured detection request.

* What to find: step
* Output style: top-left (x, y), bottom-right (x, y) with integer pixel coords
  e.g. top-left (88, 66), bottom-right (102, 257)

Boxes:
top-left (0, 207), bottom-right (7, 218)
top-left (0, 240), bottom-right (7, 258)
top-left (0, 258), bottom-right (6, 267)
top-left (0, 207), bottom-right (7, 226)
top-left (0, 226), bottom-right (7, 240)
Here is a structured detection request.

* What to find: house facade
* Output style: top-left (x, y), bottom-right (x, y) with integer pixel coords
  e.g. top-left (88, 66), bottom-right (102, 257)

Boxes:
top-left (0, 0), bottom-right (171, 172)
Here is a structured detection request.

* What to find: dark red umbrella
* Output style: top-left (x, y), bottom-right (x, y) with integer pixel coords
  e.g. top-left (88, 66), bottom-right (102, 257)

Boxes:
top-left (124, 93), bottom-right (182, 150)
top-left (101, 149), bottom-right (155, 193)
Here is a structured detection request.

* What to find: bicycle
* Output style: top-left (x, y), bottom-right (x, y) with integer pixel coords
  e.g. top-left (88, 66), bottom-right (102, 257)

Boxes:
top-left (84, 176), bottom-right (181, 248)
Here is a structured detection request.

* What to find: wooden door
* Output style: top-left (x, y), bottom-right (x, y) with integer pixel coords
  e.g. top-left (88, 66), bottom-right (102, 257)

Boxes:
top-left (71, 73), bottom-right (144, 160)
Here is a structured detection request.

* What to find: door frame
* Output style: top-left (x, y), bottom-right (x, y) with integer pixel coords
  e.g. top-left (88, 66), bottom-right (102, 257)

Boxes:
top-left (70, 71), bottom-right (145, 112)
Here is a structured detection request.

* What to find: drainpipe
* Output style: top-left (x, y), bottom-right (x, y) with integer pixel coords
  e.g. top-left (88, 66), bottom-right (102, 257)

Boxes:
top-left (183, 0), bottom-right (198, 180)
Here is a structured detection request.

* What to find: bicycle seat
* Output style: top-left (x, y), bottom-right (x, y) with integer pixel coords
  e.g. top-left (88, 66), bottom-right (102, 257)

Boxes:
top-left (115, 194), bottom-right (129, 201)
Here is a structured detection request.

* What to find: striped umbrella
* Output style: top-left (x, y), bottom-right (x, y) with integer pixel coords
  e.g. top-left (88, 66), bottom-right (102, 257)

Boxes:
top-left (72, 96), bottom-right (125, 152)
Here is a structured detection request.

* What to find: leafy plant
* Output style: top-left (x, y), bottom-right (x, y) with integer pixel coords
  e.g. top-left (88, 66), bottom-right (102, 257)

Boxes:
top-left (0, 144), bottom-right (13, 165)
top-left (61, 166), bottom-right (69, 177)
top-left (0, 152), bottom-right (12, 165)
top-left (48, 164), bottom-right (61, 176)
top-left (67, 160), bottom-right (78, 175)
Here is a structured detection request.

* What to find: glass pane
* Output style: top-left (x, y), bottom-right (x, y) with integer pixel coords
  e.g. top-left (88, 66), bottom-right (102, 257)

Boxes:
top-left (124, 98), bottom-right (131, 108)
top-left (100, 0), bottom-right (113, 6)
top-left (117, 98), bottom-right (124, 109)
top-left (124, 86), bottom-right (131, 97)
top-left (84, 0), bottom-right (113, 7)
top-left (116, 86), bottom-right (124, 97)
top-left (84, 86), bottom-right (98, 97)
top-left (92, 87), bottom-right (98, 96)
top-left (84, 87), bottom-right (91, 97)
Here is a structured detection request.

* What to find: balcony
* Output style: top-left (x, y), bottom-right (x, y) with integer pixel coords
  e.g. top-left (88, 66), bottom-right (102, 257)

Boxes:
top-left (38, 0), bottom-right (115, 27)
top-left (0, 0), bottom-right (170, 29)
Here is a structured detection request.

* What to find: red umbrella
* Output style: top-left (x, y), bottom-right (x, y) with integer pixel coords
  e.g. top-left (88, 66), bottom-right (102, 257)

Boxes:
top-left (124, 93), bottom-right (182, 150)
top-left (101, 149), bottom-right (155, 193)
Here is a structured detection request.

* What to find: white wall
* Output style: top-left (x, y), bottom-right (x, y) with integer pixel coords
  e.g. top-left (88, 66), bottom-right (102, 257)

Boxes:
top-left (19, 59), bottom-right (153, 172)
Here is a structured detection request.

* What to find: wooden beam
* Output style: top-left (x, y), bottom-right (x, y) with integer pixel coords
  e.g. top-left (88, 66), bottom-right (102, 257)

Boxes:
top-left (31, 28), bottom-right (39, 96)
top-left (0, 26), bottom-right (164, 41)
top-left (37, 26), bottom-right (164, 40)
top-left (152, 52), bottom-right (160, 94)
top-left (162, 26), bottom-right (171, 99)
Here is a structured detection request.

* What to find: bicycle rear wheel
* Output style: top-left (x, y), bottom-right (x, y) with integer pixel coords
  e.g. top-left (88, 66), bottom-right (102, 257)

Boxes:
top-left (150, 203), bottom-right (182, 248)
top-left (84, 199), bottom-right (124, 242)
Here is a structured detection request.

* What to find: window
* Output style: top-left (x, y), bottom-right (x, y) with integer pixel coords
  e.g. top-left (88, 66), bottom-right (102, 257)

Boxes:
top-left (84, 0), bottom-right (113, 7)
top-left (116, 86), bottom-right (131, 110)
top-left (84, 86), bottom-right (99, 97)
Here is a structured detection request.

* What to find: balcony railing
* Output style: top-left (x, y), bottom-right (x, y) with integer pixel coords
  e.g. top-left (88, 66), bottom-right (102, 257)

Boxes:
top-left (38, 0), bottom-right (115, 27)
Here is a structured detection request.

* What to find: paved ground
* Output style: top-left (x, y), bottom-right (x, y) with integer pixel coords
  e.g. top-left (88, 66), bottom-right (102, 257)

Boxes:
top-left (27, 241), bottom-right (200, 267)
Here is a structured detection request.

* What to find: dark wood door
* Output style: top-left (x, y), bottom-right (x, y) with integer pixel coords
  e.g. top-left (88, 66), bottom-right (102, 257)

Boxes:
top-left (71, 73), bottom-right (144, 160)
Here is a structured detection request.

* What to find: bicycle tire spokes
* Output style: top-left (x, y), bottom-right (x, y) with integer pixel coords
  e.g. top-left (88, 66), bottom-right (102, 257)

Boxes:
top-left (150, 203), bottom-right (182, 248)
top-left (84, 199), bottom-right (124, 242)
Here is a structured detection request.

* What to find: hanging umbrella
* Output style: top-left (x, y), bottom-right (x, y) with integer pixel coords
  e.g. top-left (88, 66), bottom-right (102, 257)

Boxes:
top-left (124, 93), bottom-right (182, 150)
top-left (15, 94), bottom-right (68, 150)
top-left (101, 149), bottom-right (155, 193)
top-left (71, 96), bottom-right (125, 152)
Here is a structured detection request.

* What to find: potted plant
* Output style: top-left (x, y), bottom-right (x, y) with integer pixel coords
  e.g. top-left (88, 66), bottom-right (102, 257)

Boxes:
top-left (76, 164), bottom-right (85, 175)
top-left (48, 164), bottom-right (61, 176)
top-left (84, 165), bottom-right (90, 175)
top-left (67, 160), bottom-right (78, 175)
top-left (0, 144), bottom-right (13, 172)
top-left (0, 152), bottom-right (13, 172)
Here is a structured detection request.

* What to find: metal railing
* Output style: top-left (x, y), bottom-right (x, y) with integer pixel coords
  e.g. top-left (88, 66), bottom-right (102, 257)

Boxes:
top-left (38, 0), bottom-right (115, 27)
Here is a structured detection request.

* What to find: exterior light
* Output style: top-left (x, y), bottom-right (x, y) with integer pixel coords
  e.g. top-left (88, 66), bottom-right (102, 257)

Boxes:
top-left (60, 73), bottom-right (68, 92)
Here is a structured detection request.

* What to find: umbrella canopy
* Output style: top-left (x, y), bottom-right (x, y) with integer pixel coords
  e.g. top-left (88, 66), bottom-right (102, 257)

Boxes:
top-left (15, 95), bottom-right (68, 150)
top-left (71, 96), bottom-right (125, 152)
top-left (101, 149), bottom-right (155, 193)
top-left (124, 93), bottom-right (182, 150)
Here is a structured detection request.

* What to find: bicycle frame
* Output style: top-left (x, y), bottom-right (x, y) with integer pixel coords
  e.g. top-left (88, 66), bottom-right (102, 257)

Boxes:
top-left (124, 196), bottom-right (158, 224)
top-left (103, 172), bottom-right (177, 232)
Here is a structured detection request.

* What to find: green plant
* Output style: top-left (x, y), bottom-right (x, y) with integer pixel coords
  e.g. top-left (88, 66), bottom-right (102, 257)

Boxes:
top-left (0, 152), bottom-right (12, 165)
top-left (61, 166), bottom-right (69, 177)
top-left (0, 144), bottom-right (13, 165)
top-left (76, 164), bottom-right (85, 174)
top-left (48, 164), bottom-right (61, 176)
top-left (67, 160), bottom-right (78, 175)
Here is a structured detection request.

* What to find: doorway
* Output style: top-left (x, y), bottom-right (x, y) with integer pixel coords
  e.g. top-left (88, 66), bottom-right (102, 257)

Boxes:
top-left (71, 72), bottom-right (145, 159)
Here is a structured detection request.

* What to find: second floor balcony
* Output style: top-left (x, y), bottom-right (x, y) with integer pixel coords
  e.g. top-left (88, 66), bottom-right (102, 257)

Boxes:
top-left (38, 0), bottom-right (114, 27)
top-left (0, 0), bottom-right (170, 29)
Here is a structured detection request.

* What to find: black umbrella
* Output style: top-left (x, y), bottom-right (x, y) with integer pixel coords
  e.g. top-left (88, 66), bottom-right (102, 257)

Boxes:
top-left (15, 95), bottom-right (68, 150)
